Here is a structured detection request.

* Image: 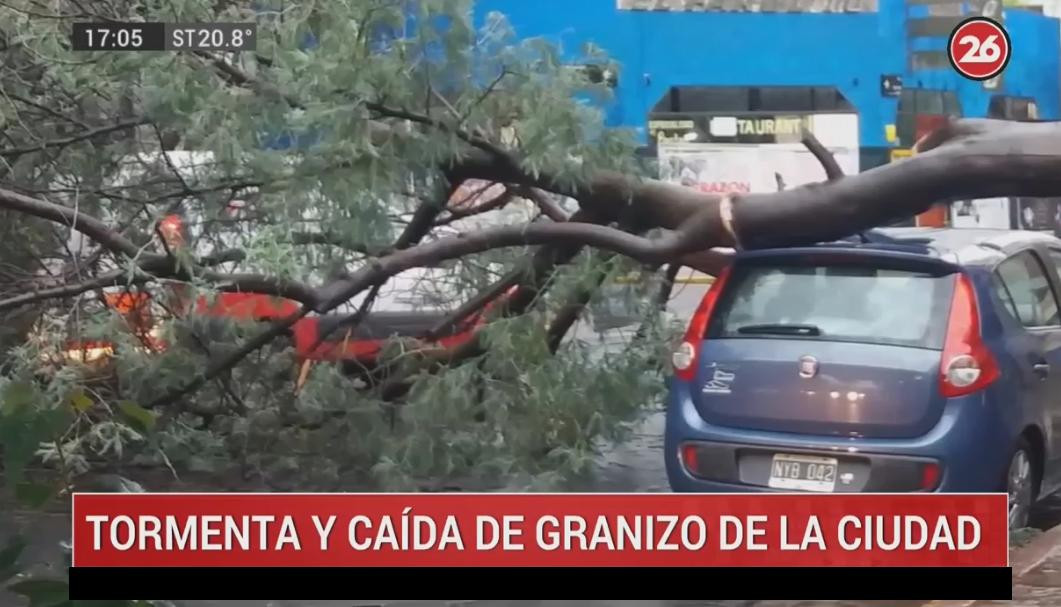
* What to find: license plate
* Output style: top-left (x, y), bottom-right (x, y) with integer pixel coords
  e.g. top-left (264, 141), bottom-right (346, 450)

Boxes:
top-left (768, 453), bottom-right (838, 492)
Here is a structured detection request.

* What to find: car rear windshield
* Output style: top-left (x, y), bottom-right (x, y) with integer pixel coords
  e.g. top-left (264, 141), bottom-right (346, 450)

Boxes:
top-left (707, 262), bottom-right (956, 349)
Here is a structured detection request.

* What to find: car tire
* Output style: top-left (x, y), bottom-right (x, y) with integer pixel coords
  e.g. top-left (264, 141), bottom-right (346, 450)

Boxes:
top-left (1004, 438), bottom-right (1036, 531)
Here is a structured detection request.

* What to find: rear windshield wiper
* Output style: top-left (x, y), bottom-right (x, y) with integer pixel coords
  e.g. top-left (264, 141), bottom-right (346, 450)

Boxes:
top-left (736, 323), bottom-right (822, 336)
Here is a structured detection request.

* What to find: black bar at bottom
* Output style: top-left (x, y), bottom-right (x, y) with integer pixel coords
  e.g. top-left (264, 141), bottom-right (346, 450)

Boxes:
top-left (70, 566), bottom-right (1012, 600)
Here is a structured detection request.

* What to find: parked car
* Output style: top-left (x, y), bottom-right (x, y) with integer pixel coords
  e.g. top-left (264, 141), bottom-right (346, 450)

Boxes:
top-left (666, 227), bottom-right (1061, 529)
top-left (57, 211), bottom-right (516, 380)
top-left (61, 283), bottom-right (514, 379)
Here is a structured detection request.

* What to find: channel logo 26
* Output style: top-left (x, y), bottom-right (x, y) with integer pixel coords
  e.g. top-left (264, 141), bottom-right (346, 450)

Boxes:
top-left (948, 17), bottom-right (1012, 82)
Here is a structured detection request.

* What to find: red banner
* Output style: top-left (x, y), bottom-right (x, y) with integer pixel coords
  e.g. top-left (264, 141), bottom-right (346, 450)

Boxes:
top-left (72, 493), bottom-right (1008, 568)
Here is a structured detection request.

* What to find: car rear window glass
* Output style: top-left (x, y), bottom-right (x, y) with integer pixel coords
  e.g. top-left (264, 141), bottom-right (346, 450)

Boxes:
top-left (994, 251), bottom-right (1061, 328)
top-left (708, 263), bottom-right (955, 349)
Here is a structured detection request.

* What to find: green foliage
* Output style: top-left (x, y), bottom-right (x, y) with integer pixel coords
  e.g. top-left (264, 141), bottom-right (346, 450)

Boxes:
top-left (0, 535), bottom-right (26, 584)
top-left (116, 402), bottom-right (156, 435)
top-left (14, 482), bottom-right (57, 509)
top-left (8, 579), bottom-right (70, 607)
top-left (0, 378), bottom-right (72, 488)
top-left (0, 0), bottom-right (667, 500)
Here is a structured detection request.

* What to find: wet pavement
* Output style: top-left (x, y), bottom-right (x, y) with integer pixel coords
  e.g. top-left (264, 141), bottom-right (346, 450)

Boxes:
top-left (962, 540), bottom-right (1061, 607)
top-left (582, 405), bottom-right (670, 493)
top-left (1007, 548), bottom-right (1061, 607)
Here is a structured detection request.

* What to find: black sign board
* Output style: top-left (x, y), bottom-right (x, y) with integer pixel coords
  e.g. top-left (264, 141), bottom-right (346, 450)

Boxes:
top-left (881, 75), bottom-right (903, 97)
top-left (647, 113), bottom-right (816, 147)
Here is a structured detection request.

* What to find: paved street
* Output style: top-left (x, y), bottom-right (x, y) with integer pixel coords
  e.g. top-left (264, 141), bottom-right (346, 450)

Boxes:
top-left (1007, 548), bottom-right (1061, 607)
top-left (930, 528), bottom-right (1061, 607)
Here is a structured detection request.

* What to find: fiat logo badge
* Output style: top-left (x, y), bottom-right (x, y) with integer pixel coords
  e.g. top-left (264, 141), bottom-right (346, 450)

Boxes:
top-left (798, 355), bottom-right (819, 378)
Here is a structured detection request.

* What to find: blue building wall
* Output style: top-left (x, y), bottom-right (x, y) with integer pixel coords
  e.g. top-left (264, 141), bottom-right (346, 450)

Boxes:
top-left (474, 0), bottom-right (1060, 151)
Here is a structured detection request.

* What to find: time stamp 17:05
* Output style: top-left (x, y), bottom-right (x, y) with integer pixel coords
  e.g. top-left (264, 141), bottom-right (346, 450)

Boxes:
top-left (71, 23), bottom-right (257, 52)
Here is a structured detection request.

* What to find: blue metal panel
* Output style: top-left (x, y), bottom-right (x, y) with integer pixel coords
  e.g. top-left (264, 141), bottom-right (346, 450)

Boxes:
top-left (473, 0), bottom-right (1060, 149)
top-left (1005, 9), bottom-right (1061, 119)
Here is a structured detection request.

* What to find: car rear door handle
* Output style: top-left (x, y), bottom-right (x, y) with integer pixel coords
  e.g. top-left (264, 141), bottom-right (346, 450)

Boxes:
top-left (1033, 362), bottom-right (1051, 378)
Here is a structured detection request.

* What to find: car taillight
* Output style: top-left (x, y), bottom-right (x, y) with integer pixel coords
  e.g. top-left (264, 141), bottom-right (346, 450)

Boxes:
top-left (920, 462), bottom-right (941, 490)
top-left (940, 273), bottom-right (999, 397)
top-left (673, 266), bottom-right (732, 382)
top-left (681, 444), bottom-right (700, 475)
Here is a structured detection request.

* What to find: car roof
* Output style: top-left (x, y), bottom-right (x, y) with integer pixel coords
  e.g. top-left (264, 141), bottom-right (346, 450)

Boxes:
top-left (805, 227), bottom-right (1061, 267)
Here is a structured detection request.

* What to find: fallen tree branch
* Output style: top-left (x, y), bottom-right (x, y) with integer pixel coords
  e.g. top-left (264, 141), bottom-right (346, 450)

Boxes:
top-left (0, 118), bottom-right (148, 160)
top-left (318, 221), bottom-right (714, 309)
top-left (517, 187), bottom-right (570, 222)
top-left (0, 265), bottom-right (322, 313)
top-left (374, 211), bottom-right (610, 400)
top-left (308, 180), bottom-right (467, 349)
top-left (655, 263), bottom-right (682, 309)
top-left (198, 271), bottom-right (324, 307)
top-left (676, 249), bottom-right (733, 276)
top-left (435, 187), bottom-right (516, 226)
top-left (0, 187), bottom-right (159, 261)
top-left (0, 269), bottom-right (142, 312)
top-left (146, 307), bottom-right (312, 410)
top-left (288, 232), bottom-right (387, 256)
top-left (423, 269), bottom-right (523, 340)
top-left (545, 255), bottom-right (615, 353)
top-left (14, 120), bottom-right (1058, 315)
top-left (800, 130), bottom-right (845, 181)
top-left (365, 101), bottom-right (512, 162)
top-left (200, 44), bottom-right (1061, 253)
top-left (734, 119), bottom-right (1061, 250)
top-left (8, 115), bottom-right (1061, 412)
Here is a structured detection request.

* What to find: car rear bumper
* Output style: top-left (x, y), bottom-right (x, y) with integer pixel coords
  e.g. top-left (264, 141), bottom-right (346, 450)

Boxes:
top-left (677, 440), bottom-right (939, 492)
top-left (665, 380), bottom-right (1012, 494)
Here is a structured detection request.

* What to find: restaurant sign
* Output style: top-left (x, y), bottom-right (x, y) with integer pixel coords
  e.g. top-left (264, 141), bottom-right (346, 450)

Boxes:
top-left (649, 115), bottom-right (815, 145)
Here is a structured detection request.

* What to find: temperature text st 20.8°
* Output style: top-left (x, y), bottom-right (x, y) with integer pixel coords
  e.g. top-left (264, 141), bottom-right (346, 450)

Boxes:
top-left (166, 23), bottom-right (257, 52)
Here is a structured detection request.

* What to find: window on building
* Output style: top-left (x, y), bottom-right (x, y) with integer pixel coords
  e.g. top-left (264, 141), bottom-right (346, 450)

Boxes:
top-left (756, 87), bottom-right (813, 112)
top-left (896, 89), bottom-right (962, 147)
top-left (942, 92), bottom-right (961, 116)
top-left (679, 87), bottom-right (748, 113)
top-left (988, 95), bottom-right (1038, 120)
top-left (650, 86), bottom-right (854, 114)
top-left (915, 90), bottom-right (944, 114)
top-left (811, 87), bottom-right (845, 111)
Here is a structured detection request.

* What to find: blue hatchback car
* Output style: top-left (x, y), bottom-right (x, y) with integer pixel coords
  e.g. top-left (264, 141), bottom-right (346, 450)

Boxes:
top-left (665, 227), bottom-right (1061, 529)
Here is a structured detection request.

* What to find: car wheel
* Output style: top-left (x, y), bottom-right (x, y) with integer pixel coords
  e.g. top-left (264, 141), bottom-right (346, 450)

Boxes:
top-left (1005, 440), bottom-right (1036, 530)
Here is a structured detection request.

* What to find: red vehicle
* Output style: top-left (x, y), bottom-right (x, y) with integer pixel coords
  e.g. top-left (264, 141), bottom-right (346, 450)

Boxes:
top-left (60, 211), bottom-right (514, 381)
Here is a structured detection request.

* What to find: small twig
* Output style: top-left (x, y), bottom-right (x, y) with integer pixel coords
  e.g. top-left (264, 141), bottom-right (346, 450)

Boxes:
top-left (50, 429), bottom-right (74, 496)
top-left (146, 307), bottom-right (312, 410)
top-left (517, 187), bottom-right (570, 222)
top-left (436, 188), bottom-right (515, 226)
top-left (800, 130), bottom-right (845, 181)
top-left (0, 118), bottom-right (148, 160)
top-left (546, 255), bottom-right (615, 353)
top-left (4, 93), bottom-right (91, 129)
top-left (459, 68), bottom-right (509, 126)
top-left (153, 298), bottom-right (248, 416)
top-left (305, 282), bottom-right (385, 355)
